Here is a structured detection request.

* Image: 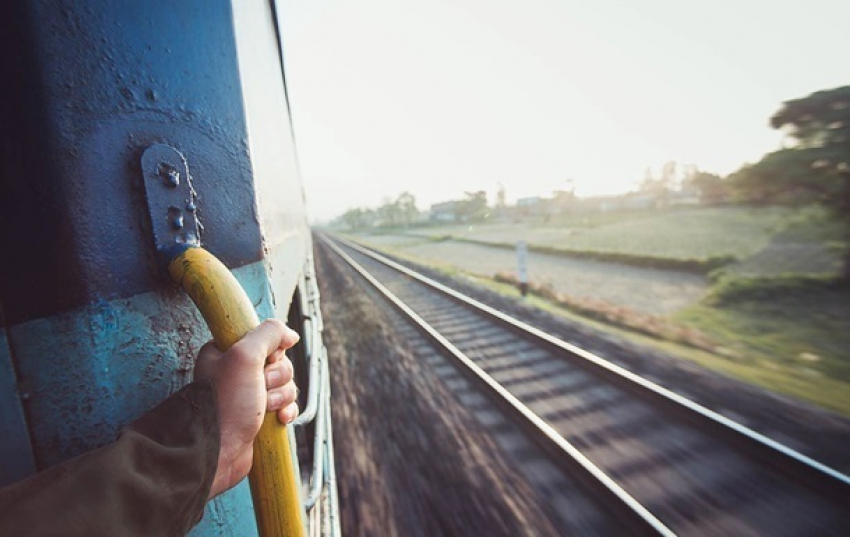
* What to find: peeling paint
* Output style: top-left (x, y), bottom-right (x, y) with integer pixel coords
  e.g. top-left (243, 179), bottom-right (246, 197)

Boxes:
top-left (4, 260), bottom-right (271, 536)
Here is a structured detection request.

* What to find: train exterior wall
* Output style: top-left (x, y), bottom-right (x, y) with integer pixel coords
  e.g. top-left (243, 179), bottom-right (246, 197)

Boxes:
top-left (0, 1), bottom-right (311, 535)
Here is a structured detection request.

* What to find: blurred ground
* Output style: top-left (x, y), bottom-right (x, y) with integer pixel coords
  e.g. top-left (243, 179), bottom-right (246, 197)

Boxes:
top-left (315, 243), bottom-right (562, 537)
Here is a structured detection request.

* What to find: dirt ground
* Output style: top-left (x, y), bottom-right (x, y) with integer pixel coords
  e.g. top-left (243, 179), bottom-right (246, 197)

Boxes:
top-left (315, 244), bottom-right (563, 537)
top-left (355, 235), bottom-right (708, 315)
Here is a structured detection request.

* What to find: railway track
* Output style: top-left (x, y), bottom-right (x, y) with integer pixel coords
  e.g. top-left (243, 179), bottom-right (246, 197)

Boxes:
top-left (320, 234), bottom-right (850, 536)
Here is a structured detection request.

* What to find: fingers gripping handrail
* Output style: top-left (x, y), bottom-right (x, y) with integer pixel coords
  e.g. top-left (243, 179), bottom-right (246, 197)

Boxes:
top-left (167, 246), bottom-right (306, 537)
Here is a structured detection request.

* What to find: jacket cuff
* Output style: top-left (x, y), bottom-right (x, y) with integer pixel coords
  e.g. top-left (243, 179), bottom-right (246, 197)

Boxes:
top-left (0, 379), bottom-right (221, 537)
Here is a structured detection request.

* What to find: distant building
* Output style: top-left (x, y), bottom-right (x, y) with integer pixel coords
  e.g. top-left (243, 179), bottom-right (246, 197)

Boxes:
top-left (429, 200), bottom-right (462, 223)
top-left (514, 196), bottom-right (544, 218)
top-left (582, 193), bottom-right (655, 213)
top-left (669, 191), bottom-right (701, 207)
top-left (516, 196), bottom-right (543, 207)
top-left (621, 194), bottom-right (656, 211)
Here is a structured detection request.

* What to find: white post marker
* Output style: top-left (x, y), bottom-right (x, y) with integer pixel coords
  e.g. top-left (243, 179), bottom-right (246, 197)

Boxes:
top-left (517, 240), bottom-right (529, 296)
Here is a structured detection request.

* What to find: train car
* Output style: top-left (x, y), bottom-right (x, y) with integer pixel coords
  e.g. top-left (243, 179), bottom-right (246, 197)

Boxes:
top-left (0, 1), bottom-right (338, 535)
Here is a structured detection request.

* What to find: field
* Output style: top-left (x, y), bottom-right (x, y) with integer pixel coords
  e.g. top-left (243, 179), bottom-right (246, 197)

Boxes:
top-left (346, 206), bottom-right (850, 415)
top-left (357, 235), bottom-right (708, 315)
top-left (408, 206), bottom-right (788, 260)
top-left (402, 206), bottom-right (841, 274)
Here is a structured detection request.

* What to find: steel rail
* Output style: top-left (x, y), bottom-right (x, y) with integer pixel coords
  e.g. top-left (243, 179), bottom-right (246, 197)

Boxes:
top-left (331, 235), bottom-right (850, 495)
top-left (321, 235), bottom-right (677, 537)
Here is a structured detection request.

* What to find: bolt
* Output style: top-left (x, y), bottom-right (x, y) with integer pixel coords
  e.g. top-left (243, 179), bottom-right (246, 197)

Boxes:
top-left (166, 169), bottom-right (180, 187)
top-left (159, 163), bottom-right (180, 187)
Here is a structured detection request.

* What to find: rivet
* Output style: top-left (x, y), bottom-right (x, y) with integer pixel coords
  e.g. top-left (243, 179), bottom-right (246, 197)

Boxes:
top-left (186, 201), bottom-right (197, 212)
top-left (170, 213), bottom-right (184, 230)
top-left (159, 163), bottom-right (180, 187)
top-left (166, 169), bottom-right (180, 187)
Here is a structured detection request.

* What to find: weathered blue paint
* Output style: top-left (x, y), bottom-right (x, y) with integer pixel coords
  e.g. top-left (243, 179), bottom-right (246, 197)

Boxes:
top-left (0, 1), bottom-right (314, 533)
top-left (10, 293), bottom-right (206, 467)
top-left (0, 0), bottom-right (263, 325)
top-left (0, 330), bottom-right (37, 487)
top-left (193, 480), bottom-right (259, 537)
top-left (5, 260), bottom-right (280, 535)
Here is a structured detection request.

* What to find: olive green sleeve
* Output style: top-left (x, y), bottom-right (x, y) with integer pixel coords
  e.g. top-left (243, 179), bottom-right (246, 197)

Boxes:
top-left (0, 379), bottom-right (220, 537)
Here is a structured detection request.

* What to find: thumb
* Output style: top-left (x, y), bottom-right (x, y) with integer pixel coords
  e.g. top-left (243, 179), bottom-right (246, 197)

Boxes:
top-left (194, 340), bottom-right (225, 381)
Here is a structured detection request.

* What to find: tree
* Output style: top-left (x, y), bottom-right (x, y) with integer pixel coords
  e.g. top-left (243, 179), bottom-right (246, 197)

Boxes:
top-left (730, 85), bottom-right (850, 278)
top-left (495, 183), bottom-right (506, 210)
top-left (679, 164), bottom-right (698, 185)
top-left (375, 198), bottom-right (401, 227)
top-left (395, 191), bottom-right (418, 227)
top-left (339, 208), bottom-right (375, 231)
top-left (772, 86), bottom-right (850, 151)
top-left (683, 171), bottom-right (727, 205)
top-left (457, 191), bottom-right (488, 222)
top-left (728, 149), bottom-right (829, 205)
top-left (661, 160), bottom-right (678, 186)
top-left (639, 164), bottom-right (674, 208)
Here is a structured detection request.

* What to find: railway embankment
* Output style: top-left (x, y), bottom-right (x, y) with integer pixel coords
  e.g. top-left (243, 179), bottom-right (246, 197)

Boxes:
top-left (322, 236), bottom-right (850, 476)
top-left (319, 234), bottom-right (850, 535)
top-left (315, 242), bottom-right (563, 537)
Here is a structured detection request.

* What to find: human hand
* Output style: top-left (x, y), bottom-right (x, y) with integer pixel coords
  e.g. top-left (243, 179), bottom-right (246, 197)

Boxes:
top-left (193, 319), bottom-right (300, 500)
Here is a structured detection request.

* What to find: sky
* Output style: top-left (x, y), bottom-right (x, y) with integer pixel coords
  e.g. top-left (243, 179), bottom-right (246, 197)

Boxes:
top-left (279, 0), bottom-right (850, 223)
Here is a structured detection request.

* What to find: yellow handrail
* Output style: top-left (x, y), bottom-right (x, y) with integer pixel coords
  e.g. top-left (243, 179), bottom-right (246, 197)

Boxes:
top-left (168, 246), bottom-right (305, 537)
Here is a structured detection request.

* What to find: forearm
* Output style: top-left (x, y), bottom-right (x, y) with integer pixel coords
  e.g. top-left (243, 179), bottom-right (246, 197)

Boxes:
top-left (0, 380), bottom-right (220, 537)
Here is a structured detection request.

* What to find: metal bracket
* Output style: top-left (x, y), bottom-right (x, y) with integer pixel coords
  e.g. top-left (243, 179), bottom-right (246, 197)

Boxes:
top-left (140, 143), bottom-right (201, 258)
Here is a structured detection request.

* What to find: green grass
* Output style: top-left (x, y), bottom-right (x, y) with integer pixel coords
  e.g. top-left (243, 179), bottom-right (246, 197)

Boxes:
top-left (465, 272), bottom-right (850, 416)
top-left (676, 278), bottom-right (850, 415)
top-left (779, 209), bottom-right (844, 243)
top-left (723, 206), bottom-right (845, 278)
top-left (410, 206), bottom-right (793, 262)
